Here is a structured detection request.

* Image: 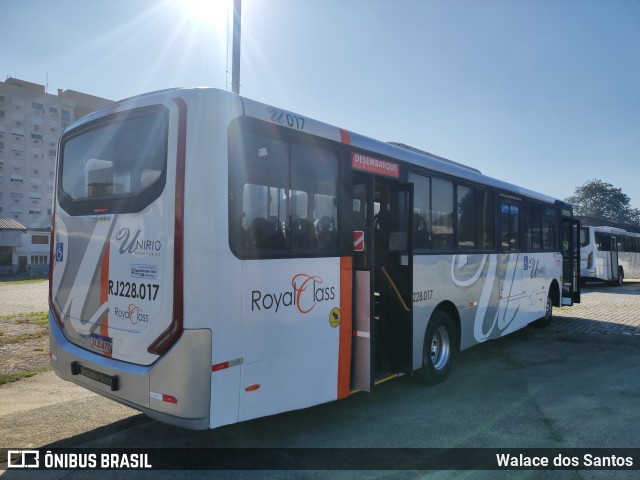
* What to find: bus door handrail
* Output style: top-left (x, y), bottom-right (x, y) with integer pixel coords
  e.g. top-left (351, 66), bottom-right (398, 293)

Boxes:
top-left (380, 265), bottom-right (411, 313)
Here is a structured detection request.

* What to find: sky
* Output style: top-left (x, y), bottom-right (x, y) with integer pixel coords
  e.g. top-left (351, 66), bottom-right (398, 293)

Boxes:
top-left (3, 0), bottom-right (639, 208)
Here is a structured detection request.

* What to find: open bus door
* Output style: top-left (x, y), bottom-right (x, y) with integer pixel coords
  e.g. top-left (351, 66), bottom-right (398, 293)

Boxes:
top-left (561, 218), bottom-right (581, 305)
top-left (609, 235), bottom-right (620, 283)
top-left (351, 176), bottom-right (414, 392)
top-left (376, 183), bottom-right (413, 375)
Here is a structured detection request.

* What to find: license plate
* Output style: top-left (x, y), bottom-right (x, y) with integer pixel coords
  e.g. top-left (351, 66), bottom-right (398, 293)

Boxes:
top-left (71, 362), bottom-right (119, 391)
top-left (90, 333), bottom-right (113, 354)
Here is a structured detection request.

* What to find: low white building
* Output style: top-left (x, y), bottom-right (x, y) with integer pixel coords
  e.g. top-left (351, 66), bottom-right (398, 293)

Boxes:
top-left (0, 217), bottom-right (27, 275)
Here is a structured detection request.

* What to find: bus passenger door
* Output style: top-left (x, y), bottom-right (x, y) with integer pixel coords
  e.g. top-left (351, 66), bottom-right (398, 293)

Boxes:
top-left (376, 183), bottom-right (414, 374)
top-left (351, 178), bottom-right (374, 392)
top-left (609, 235), bottom-right (619, 282)
top-left (561, 218), bottom-right (581, 305)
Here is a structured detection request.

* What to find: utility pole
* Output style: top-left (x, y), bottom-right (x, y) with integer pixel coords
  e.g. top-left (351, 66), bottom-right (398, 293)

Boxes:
top-left (231, 0), bottom-right (241, 95)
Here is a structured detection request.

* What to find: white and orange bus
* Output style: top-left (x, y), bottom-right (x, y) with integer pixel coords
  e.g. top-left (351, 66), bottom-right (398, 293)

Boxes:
top-left (49, 88), bottom-right (581, 429)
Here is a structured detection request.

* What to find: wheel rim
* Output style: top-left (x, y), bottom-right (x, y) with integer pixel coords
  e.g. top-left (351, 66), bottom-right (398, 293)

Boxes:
top-left (430, 325), bottom-right (450, 371)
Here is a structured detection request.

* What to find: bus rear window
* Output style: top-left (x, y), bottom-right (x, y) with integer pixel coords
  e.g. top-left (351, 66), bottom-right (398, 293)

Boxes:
top-left (59, 105), bottom-right (168, 215)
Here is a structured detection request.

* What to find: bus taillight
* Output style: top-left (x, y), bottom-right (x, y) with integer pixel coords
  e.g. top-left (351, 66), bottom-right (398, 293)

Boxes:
top-left (48, 203), bottom-right (63, 329)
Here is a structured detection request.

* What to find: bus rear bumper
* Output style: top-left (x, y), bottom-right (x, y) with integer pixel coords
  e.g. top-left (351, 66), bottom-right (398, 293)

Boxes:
top-left (49, 312), bottom-right (212, 430)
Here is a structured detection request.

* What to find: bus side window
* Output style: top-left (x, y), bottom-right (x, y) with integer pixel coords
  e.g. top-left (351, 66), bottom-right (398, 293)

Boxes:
top-left (229, 127), bottom-right (339, 258)
top-left (408, 172), bottom-right (432, 251)
top-left (501, 201), bottom-right (520, 252)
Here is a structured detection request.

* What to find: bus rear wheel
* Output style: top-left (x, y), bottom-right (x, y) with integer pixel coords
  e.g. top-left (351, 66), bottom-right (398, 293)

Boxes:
top-left (416, 311), bottom-right (454, 385)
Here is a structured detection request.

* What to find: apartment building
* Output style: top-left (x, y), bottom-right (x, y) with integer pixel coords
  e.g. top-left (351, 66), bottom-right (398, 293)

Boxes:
top-left (0, 77), bottom-right (112, 274)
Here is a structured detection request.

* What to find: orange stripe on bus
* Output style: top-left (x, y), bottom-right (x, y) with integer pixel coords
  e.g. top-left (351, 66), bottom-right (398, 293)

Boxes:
top-left (337, 256), bottom-right (352, 399)
top-left (339, 128), bottom-right (351, 145)
top-left (100, 243), bottom-right (111, 357)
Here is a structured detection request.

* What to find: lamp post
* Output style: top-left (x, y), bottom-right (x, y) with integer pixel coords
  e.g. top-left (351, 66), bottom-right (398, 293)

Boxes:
top-left (231, 0), bottom-right (241, 94)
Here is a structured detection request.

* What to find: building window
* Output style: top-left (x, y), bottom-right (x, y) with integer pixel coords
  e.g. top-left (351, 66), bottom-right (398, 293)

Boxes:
top-left (31, 255), bottom-right (48, 265)
top-left (61, 110), bottom-right (71, 122)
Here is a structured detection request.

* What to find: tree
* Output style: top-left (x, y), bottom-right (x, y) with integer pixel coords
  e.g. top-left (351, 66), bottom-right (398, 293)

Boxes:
top-left (566, 179), bottom-right (640, 226)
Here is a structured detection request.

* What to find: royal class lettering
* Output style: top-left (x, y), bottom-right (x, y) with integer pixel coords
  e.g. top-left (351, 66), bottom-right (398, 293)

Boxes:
top-left (114, 304), bottom-right (149, 324)
top-left (109, 280), bottom-right (159, 301)
top-left (251, 273), bottom-right (336, 314)
top-left (115, 227), bottom-right (161, 256)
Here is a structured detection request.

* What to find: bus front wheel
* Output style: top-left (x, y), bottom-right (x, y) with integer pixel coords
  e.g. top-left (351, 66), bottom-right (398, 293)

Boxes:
top-left (416, 311), bottom-right (454, 385)
top-left (608, 268), bottom-right (624, 286)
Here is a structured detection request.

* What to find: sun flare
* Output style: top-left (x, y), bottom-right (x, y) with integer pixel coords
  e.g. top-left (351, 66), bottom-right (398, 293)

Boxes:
top-left (174, 0), bottom-right (230, 29)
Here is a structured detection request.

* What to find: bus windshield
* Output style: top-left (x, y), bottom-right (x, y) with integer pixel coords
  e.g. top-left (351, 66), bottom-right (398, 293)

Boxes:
top-left (580, 227), bottom-right (590, 248)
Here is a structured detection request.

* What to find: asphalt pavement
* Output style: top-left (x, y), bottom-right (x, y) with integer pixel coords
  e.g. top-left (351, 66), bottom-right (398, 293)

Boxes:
top-left (1, 280), bottom-right (639, 479)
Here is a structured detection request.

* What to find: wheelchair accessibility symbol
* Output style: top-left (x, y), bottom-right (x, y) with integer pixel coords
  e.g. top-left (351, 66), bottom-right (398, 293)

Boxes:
top-left (55, 242), bottom-right (64, 262)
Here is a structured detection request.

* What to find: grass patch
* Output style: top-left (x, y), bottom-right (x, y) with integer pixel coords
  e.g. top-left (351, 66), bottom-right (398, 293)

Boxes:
top-left (0, 368), bottom-right (50, 386)
top-left (17, 311), bottom-right (49, 326)
top-left (0, 311), bottom-right (49, 347)
top-left (1, 311), bottom-right (49, 324)
top-left (16, 331), bottom-right (48, 341)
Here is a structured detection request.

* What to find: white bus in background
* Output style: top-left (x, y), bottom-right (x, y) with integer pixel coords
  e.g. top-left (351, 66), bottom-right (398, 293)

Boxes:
top-left (580, 225), bottom-right (640, 285)
top-left (49, 88), bottom-right (581, 430)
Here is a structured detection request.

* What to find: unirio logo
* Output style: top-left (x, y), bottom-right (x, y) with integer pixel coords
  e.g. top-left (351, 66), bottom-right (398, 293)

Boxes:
top-left (115, 227), bottom-right (162, 256)
top-left (251, 273), bottom-right (336, 314)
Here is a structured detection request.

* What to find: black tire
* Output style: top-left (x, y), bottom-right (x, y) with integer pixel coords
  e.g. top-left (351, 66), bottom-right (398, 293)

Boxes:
top-left (534, 293), bottom-right (553, 328)
top-left (608, 268), bottom-right (624, 287)
top-left (416, 310), bottom-right (454, 385)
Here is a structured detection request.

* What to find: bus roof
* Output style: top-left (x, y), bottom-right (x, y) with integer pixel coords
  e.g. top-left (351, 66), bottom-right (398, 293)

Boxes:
top-left (71, 87), bottom-right (567, 209)
top-left (237, 91), bottom-right (564, 207)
